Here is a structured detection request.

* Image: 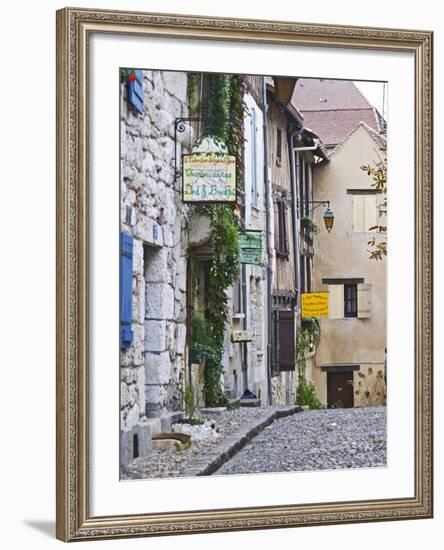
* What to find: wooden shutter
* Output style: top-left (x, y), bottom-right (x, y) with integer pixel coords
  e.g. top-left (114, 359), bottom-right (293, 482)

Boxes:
top-left (283, 199), bottom-right (289, 255)
top-left (353, 194), bottom-right (377, 232)
top-left (357, 283), bottom-right (372, 318)
top-left (276, 310), bottom-right (295, 371)
top-left (127, 69), bottom-right (144, 114)
top-left (274, 198), bottom-right (279, 251)
top-left (364, 195), bottom-right (377, 230)
top-left (120, 232), bottom-right (134, 349)
top-left (329, 284), bottom-right (344, 319)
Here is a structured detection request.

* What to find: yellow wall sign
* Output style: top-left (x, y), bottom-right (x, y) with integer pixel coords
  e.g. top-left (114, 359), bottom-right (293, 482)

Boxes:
top-left (301, 292), bottom-right (329, 318)
top-left (182, 154), bottom-right (236, 202)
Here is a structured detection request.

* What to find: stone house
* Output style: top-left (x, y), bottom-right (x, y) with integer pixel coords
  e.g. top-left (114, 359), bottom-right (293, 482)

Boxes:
top-left (292, 79), bottom-right (387, 407)
top-left (310, 121), bottom-right (387, 407)
top-left (119, 69), bottom-right (192, 466)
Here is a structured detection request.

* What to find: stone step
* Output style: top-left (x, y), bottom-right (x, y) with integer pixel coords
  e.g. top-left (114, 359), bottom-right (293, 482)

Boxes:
top-left (240, 397), bottom-right (261, 407)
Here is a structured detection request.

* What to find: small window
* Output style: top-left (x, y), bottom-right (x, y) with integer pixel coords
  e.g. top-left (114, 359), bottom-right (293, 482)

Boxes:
top-left (328, 281), bottom-right (371, 319)
top-left (276, 128), bottom-right (282, 166)
top-left (274, 196), bottom-right (289, 257)
top-left (344, 284), bottom-right (358, 318)
top-left (232, 277), bottom-right (242, 314)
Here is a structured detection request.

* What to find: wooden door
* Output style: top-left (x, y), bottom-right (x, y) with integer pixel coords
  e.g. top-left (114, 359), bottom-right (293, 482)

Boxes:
top-left (327, 371), bottom-right (354, 408)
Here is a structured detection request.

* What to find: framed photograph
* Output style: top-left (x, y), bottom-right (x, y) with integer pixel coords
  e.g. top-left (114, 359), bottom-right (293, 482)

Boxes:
top-left (56, 7), bottom-right (433, 542)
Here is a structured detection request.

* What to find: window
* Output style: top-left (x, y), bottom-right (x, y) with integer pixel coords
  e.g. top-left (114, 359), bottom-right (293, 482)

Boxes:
top-left (276, 127), bottom-right (282, 166)
top-left (272, 309), bottom-right (295, 372)
top-left (232, 277), bottom-right (242, 315)
top-left (344, 284), bottom-right (358, 317)
top-left (274, 196), bottom-right (289, 257)
top-left (326, 280), bottom-right (372, 319)
top-left (350, 192), bottom-right (378, 233)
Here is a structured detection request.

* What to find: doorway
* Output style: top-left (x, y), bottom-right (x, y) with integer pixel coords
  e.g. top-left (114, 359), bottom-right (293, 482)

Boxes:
top-left (327, 371), bottom-right (354, 408)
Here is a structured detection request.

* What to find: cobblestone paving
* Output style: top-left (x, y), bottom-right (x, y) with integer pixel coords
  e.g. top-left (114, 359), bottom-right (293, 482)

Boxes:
top-left (215, 407), bottom-right (386, 475)
top-left (122, 407), bottom-right (285, 480)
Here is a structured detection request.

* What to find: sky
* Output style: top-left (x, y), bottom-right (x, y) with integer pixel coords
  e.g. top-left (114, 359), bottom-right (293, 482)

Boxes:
top-left (354, 80), bottom-right (387, 120)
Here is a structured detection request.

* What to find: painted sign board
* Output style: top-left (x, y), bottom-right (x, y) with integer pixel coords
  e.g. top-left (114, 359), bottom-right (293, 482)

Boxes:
top-left (301, 292), bottom-right (329, 318)
top-left (231, 330), bottom-right (253, 343)
top-left (239, 231), bottom-right (263, 265)
top-left (182, 154), bottom-right (236, 202)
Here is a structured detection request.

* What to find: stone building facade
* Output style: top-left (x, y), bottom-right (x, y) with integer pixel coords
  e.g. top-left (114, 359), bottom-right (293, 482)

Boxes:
top-left (120, 69), bottom-right (191, 465)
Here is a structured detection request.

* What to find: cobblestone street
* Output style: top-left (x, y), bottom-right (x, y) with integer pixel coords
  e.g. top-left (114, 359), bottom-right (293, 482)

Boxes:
top-left (216, 406), bottom-right (386, 475)
top-left (122, 406), bottom-right (386, 479)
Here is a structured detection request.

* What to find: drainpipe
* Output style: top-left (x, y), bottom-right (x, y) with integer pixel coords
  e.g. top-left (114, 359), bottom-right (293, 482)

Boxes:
top-left (241, 140), bottom-right (249, 394)
top-left (262, 79), bottom-right (273, 406)
top-left (290, 137), bottom-right (320, 312)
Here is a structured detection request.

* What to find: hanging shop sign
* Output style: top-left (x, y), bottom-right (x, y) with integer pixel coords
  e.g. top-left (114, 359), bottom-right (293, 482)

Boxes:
top-left (182, 135), bottom-right (236, 203)
top-left (239, 231), bottom-right (263, 265)
top-left (301, 292), bottom-right (329, 318)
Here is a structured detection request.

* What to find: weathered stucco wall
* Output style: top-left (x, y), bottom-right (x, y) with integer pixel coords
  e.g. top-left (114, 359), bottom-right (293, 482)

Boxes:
top-left (312, 125), bottom-right (387, 406)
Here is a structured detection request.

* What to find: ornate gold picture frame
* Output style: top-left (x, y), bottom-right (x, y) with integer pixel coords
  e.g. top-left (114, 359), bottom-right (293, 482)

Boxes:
top-left (56, 7), bottom-right (433, 542)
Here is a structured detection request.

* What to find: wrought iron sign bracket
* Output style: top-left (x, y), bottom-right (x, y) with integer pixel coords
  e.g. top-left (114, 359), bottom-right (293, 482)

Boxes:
top-left (173, 117), bottom-right (241, 183)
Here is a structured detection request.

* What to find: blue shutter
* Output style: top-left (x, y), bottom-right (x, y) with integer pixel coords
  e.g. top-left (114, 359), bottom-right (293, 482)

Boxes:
top-left (120, 232), bottom-right (134, 349)
top-left (127, 69), bottom-right (144, 114)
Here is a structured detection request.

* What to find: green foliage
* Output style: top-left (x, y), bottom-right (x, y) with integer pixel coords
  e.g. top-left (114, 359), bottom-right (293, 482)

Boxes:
top-left (120, 68), bottom-right (135, 83)
top-left (301, 216), bottom-right (320, 235)
top-left (296, 319), bottom-right (324, 409)
top-left (332, 399), bottom-right (344, 409)
top-left (189, 73), bottom-right (246, 407)
top-left (360, 148), bottom-right (387, 260)
top-left (296, 380), bottom-right (324, 410)
top-left (187, 72), bottom-right (201, 116)
top-left (189, 312), bottom-right (228, 408)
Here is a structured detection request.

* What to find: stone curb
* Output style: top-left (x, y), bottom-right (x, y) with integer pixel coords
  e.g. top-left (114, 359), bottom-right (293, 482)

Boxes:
top-left (181, 406), bottom-right (302, 477)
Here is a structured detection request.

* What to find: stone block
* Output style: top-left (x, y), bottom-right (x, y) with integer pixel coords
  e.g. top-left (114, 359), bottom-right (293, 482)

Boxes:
top-left (144, 320), bottom-right (168, 352)
top-left (120, 381), bottom-right (138, 408)
top-left (151, 72), bottom-right (165, 107)
top-left (145, 283), bottom-right (174, 320)
top-left (152, 109), bottom-right (173, 132)
top-left (132, 275), bottom-right (145, 324)
top-left (144, 247), bottom-right (169, 283)
top-left (145, 351), bottom-right (171, 384)
top-left (162, 71), bottom-right (187, 102)
top-left (160, 411), bottom-right (183, 432)
top-left (134, 217), bottom-right (163, 247)
top-left (176, 256), bottom-right (187, 292)
top-left (175, 324), bottom-right (187, 355)
top-left (145, 383), bottom-right (161, 404)
top-left (132, 239), bottom-right (144, 275)
top-left (121, 367), bottom-right (138, 385)
top-left (189, 213), bottom-right (211, 247)
top-left (141, 151), bottom-right (156, 176)
top-left (125, 403), bottom-right (140, 429)
top-left (120, 423), bottom-right (152, 467)
top-left (120, 324), bottom-right (144, 367)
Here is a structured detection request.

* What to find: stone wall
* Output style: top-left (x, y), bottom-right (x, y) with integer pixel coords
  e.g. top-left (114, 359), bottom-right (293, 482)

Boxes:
top-left (120, 70), bottom-right (191, 463)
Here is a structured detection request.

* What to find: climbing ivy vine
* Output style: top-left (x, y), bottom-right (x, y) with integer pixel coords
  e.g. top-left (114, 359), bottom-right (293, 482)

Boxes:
top-left (188, 73), bottom-right (246, 407)
top-left (295, 318), bottom-right (324, 410)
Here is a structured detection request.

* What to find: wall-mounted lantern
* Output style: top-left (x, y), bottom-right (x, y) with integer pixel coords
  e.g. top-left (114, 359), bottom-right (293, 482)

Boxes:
top-left (303, 201), bottom-right (335, 233)
top-left (323, 207), bottom-right (335, 233)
